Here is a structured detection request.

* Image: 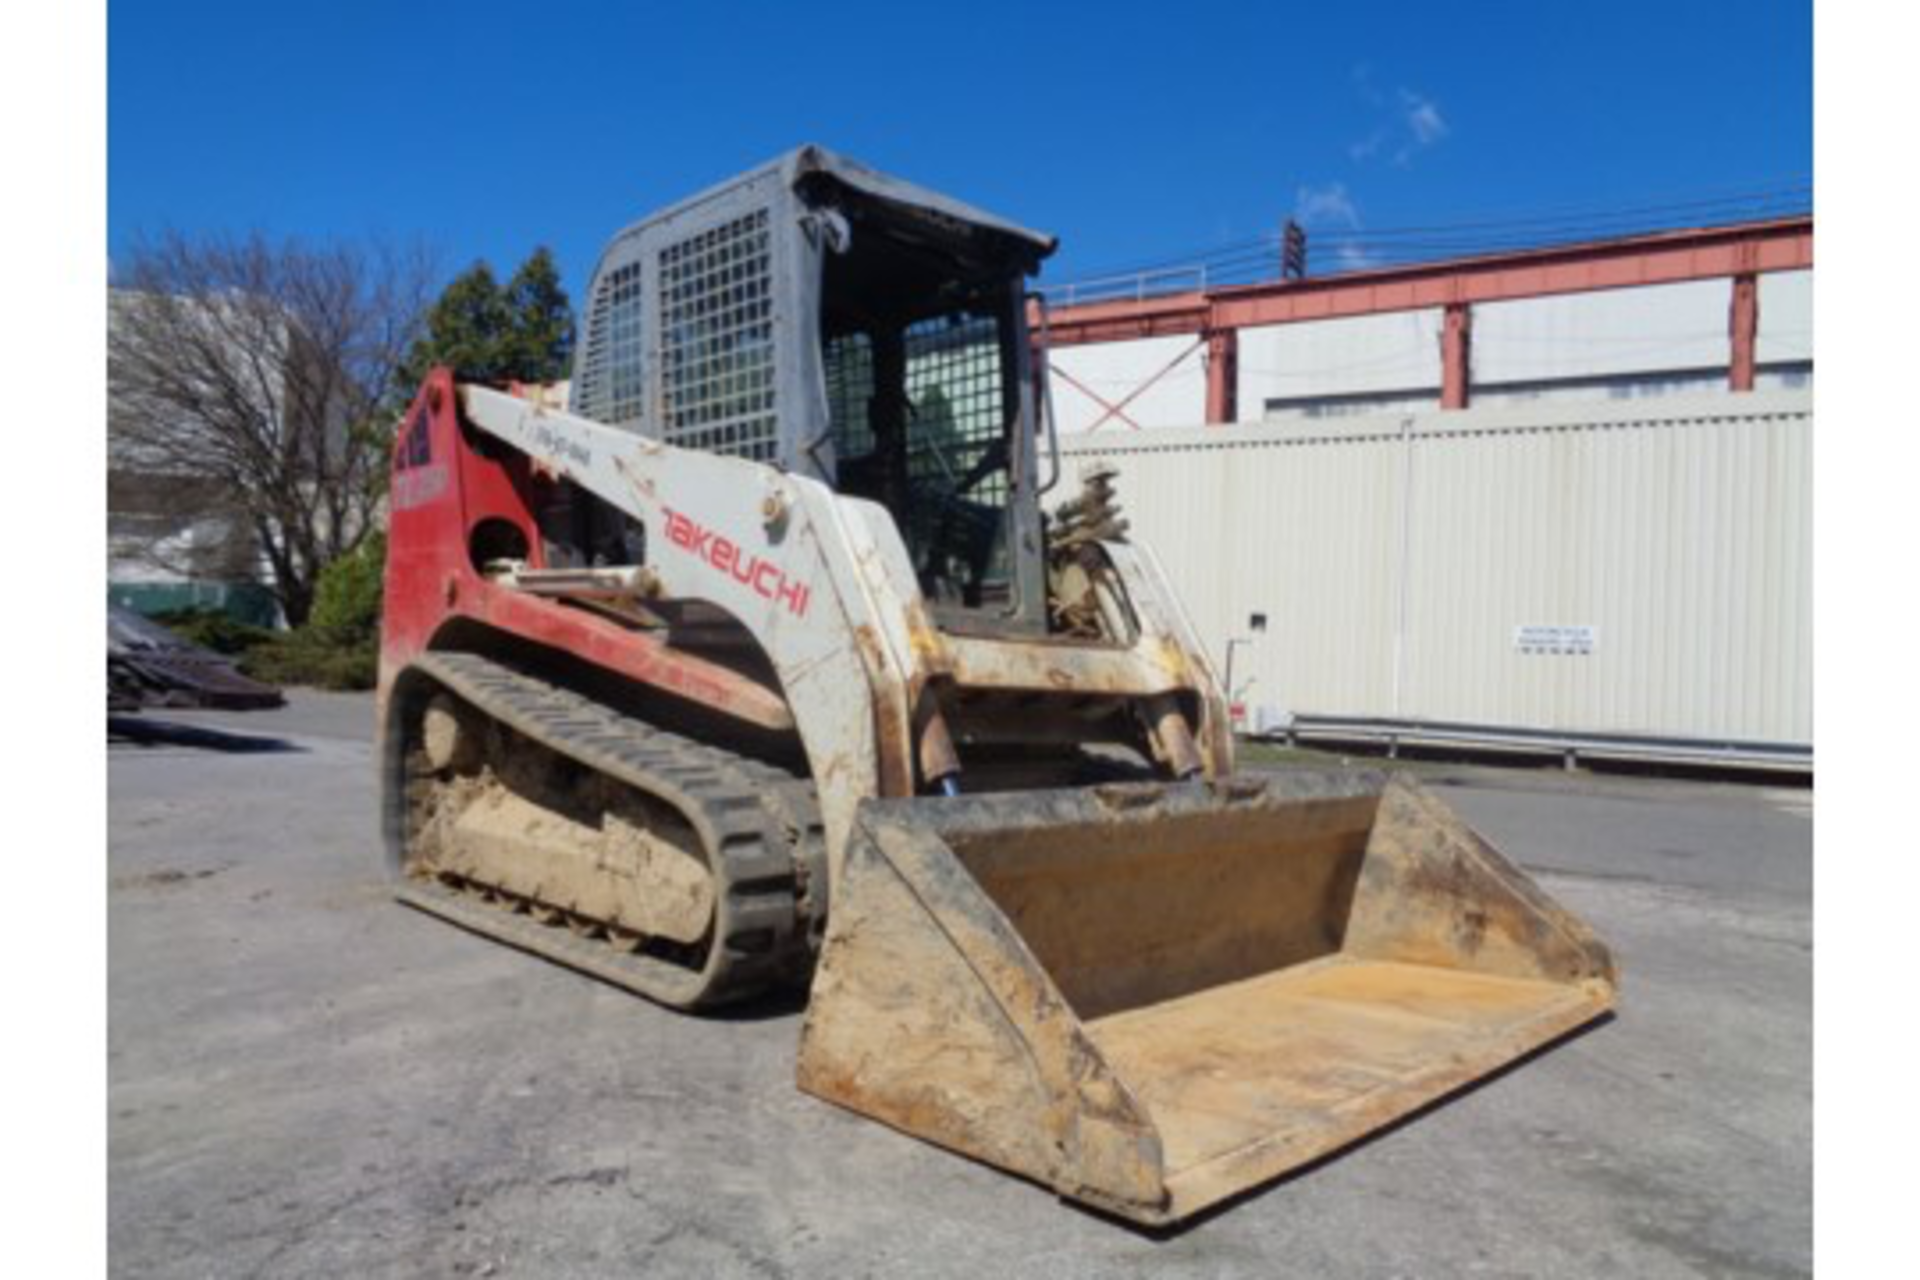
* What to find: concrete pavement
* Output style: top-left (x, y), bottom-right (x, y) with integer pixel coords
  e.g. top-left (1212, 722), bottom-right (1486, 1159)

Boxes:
top-left (109, 692), bottom-right (1811, 1278)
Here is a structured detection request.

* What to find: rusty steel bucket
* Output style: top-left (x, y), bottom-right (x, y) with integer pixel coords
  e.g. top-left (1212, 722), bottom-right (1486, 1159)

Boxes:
top-left (796, 770), bottom-right (1617, 1225)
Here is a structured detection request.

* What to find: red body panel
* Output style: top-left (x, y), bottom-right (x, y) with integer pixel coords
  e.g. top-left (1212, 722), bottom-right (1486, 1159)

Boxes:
top-left (377, 370), bottom-right (792, 731)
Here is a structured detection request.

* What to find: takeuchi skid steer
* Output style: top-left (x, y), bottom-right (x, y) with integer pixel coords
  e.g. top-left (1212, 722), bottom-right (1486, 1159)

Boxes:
top-left (377, 146), bottom-right (1616, 1225)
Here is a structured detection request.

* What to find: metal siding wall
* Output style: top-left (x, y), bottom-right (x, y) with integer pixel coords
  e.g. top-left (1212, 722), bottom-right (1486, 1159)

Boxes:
top-left (1063, 421), bottom-right (1404, 716)
top-left (1236, 309), bottom-right (1444, 410)
top-left (1057, 391), bottom-right (1812, 748)
top-left (1757, 269), bottom-right (1813, 364)
top-left (1046, 335), bottom-right (1207, 434)
top-left (1472, 280), bottom-right (1733, 383)
top-left (1468, 373), bottom-right (1728, 409)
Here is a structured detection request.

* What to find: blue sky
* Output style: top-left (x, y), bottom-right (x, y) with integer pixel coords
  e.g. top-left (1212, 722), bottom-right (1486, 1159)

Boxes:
top-left (109, 0), bottom-right (1811, 295)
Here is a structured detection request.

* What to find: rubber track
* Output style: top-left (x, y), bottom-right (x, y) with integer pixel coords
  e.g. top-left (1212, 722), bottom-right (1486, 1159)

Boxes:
top-left (396, 651), bottom-right (820, 1008)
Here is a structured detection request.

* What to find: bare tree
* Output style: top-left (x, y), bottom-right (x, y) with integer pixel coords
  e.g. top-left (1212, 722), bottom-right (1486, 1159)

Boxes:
top-left (109, 231), bottom-right (436, 625)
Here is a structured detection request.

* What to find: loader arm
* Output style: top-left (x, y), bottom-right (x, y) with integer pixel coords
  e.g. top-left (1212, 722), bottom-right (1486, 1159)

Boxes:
top-left (453, 380), bottom-right (1231, 870)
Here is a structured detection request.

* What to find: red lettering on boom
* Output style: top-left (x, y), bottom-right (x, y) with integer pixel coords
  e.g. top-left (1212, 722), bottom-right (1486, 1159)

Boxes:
top-left (660, 507), bottom-right (813, 619)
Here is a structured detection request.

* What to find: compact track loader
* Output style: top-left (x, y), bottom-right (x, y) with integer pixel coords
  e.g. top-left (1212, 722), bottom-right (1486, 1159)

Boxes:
top-left (378, 146), bottom-right (1616, 1225)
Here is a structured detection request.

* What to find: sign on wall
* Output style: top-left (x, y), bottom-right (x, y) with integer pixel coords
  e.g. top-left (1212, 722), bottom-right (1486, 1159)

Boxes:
top-left (1514, 625), bottom-right (1597, 656)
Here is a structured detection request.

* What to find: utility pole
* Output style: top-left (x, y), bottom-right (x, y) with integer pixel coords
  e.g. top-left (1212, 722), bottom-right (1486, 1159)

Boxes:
top-left (1281, 219), bottom-right (1308, 280)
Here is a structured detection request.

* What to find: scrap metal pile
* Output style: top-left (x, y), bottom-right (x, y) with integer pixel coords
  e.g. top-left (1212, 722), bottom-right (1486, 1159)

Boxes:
top-left (108, 603), bottom-right (283, 711)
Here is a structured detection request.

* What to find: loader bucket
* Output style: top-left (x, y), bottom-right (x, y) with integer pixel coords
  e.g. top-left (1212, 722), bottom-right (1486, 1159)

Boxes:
top-left (796, 770), bottom-right (1616, 1226)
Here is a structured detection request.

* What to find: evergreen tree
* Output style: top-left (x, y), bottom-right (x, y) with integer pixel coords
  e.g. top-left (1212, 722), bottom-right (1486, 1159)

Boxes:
top-left (400, 247), bottom-right (574, 390)
top-left (502, 248), bottom-right (574, 383)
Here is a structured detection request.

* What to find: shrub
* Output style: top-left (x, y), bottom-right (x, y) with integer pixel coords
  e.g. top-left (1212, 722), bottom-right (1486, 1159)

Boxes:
top-left (226, 532), bottom-right (386, 692)
top-left (239, 629), bottom-right (378, 692)
top-left (149, 608), bottom-right (275, 656)
top-left (308, 531), bottom-right (386, 642)
top-left (139, 537), bottom-right (388, 693)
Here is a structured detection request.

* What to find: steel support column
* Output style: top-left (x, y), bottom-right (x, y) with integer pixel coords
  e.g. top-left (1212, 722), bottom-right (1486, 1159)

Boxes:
top-left (1205, 328), bottom-right (1238, 425)
top-left (1729, 273), bottom-right (1759, 392)
top-left (1441, 303), bottom-right (1473, 410)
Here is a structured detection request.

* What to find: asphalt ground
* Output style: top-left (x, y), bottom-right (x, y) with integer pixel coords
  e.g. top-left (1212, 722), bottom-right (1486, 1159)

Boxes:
top-left (109, 692), bottom-right (1811, 1278)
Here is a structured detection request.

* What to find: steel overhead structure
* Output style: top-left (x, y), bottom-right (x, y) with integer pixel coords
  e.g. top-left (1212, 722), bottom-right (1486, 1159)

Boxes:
top-left (1034, 216), bottom-right (1815, 422)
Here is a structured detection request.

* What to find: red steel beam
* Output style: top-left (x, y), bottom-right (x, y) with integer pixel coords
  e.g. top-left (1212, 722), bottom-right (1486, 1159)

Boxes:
top-left (1039, 217), bottom-right (1813, 348)
top-left (1204, 329), bottom-right (1238, 424)
top-left (1729, 273), bottom-right (1759, 392)
top-left (1037, 291), bottom-right (1208, 347)
top-left (1440, 303), bottom-right (1473, 410)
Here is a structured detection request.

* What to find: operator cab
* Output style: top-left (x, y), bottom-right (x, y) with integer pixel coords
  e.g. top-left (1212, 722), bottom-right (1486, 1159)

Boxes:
top-left (797, 161), bottom-right (1055, 630)
top-left (571, 146), bottom-right (1059, 633)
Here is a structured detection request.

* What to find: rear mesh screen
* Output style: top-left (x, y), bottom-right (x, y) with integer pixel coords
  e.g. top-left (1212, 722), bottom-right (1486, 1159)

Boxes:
top-left (823, 331), bottom-right (875, 458)
top-left (657, 211), bottom-right (777, 461)
top-left (574, 259), bottom-right (645, 427)
top-left (902, 311), bottom-right (1007, 511)
top-left (821, 307), bottom-right (1012, 595)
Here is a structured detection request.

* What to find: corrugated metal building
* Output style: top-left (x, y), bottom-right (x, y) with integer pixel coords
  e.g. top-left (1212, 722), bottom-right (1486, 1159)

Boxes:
top-left (1059, 391), bottom-right (1812, 765)
top-left (1037, 219), bottom-right (1813, 767)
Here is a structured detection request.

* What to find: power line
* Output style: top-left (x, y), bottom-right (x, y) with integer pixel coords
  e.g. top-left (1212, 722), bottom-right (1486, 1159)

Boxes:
top-left (1046, 180), bottom-right (1811, 294)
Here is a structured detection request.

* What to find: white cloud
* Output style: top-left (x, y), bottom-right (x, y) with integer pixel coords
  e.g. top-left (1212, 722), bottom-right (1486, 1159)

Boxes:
top-left (1401, 90), bottom-right (1449, 146)
top-left (1346, 75), bottom-right (1451, 167)
top-left (1334, 243), bottom-right (1381, 271)
top-left (1294, 185), bottom-right (1386, 273)
top-left (1294, 182), bottom-right (1362, 230)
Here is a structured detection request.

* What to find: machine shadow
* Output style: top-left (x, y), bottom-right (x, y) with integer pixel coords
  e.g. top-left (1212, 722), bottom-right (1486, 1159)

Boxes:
top-left (109, 716), bottom-right (304, 754)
